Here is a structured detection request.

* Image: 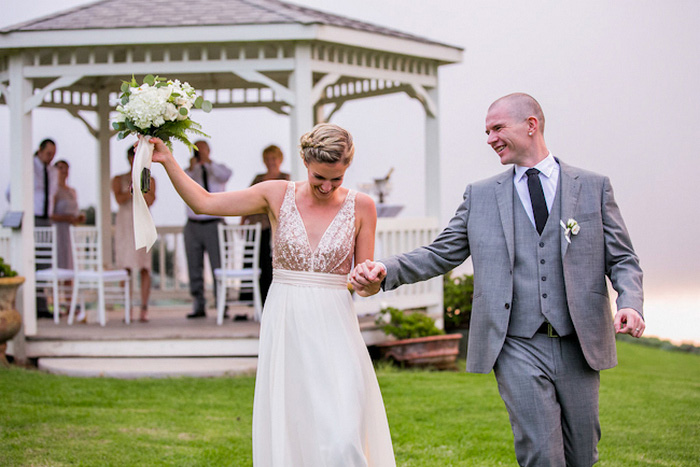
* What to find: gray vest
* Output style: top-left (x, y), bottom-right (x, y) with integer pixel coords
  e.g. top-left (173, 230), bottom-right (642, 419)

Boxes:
top-left (508, 180), bottom-right (575, 337)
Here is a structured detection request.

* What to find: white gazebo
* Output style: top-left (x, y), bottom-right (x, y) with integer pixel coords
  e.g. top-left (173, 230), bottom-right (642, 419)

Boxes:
top-left (0, 0), bottom-right (462, 361)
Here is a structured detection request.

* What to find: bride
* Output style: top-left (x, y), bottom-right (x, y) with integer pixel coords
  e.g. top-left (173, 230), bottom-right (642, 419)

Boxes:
top-left (149, 123), bottom-right (395, 466)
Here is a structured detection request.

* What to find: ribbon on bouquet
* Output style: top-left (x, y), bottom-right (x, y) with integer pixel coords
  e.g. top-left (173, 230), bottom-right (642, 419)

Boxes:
top-left (132, 134), bottom-right (158, 252)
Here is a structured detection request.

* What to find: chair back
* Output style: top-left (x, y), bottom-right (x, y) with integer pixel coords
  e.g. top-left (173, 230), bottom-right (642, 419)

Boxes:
top-left (69, 226), bottom-right (104, 273)
top-left (218, 223), bottom-right (261, 273)
top-left (34, 226), bottom-right (58, 270)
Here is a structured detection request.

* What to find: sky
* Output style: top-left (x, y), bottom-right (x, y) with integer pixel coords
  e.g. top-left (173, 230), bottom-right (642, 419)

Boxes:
top-left (1, 0), bottom-right (699, 341)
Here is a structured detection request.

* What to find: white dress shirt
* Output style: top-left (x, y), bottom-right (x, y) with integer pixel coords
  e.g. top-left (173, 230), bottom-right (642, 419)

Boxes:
top-left (513, 153), bottom-right (559, 229)
top-left (185, 161), bottom-right (233, 220)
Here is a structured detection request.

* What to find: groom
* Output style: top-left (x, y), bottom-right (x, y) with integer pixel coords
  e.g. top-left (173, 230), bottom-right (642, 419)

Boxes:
top-left (352, 93), bottom-right (644, 466)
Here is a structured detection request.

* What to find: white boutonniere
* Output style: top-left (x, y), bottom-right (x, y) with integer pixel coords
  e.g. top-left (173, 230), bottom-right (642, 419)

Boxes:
top-left (560, 218), bottom-right (580, 244)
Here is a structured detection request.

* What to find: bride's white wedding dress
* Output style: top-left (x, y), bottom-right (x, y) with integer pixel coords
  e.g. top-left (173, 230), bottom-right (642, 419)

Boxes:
top-left (253, 181), bottom-right (396, 466)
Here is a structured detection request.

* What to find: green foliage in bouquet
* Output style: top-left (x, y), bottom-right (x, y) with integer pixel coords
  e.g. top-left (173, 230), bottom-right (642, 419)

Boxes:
top-left (443, 272), bottom-right (474, 330)
top-left (376, 307), bottom-right (444, 340)
top-left (113, 74), bottom-right (213, 150)
top-left (0, 257), bottom-right (18, 278)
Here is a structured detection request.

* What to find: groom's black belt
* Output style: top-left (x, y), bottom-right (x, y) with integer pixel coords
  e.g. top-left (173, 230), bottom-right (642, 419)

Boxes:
top-left (536, 322), bottom-right (560, 338)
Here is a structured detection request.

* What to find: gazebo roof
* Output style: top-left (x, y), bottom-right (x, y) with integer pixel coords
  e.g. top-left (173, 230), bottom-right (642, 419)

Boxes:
top-left (0, 0), bottom-right (462, 61)
top-left (2, 0), bottom-right (448, 46)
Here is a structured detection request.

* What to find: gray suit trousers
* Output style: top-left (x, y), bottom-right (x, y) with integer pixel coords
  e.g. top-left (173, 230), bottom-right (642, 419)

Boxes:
top-left (184, 219), bottom-right (222, 308)
top-left (494, 333), bottom-right (600, 467)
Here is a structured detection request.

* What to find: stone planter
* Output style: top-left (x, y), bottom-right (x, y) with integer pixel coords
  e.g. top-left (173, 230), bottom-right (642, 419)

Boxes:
top-left (0, 276), bottom-right (24, 367)
top-left (376, 333), bottom-right (462, 369)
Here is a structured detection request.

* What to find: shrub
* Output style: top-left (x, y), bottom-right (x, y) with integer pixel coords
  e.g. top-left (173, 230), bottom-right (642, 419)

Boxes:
top-left (443, 272), bottom-right (474, 330)
top-left (376, 307), bottom-right (444, 340)
top-left (0, 257), bottom-right (17, 278)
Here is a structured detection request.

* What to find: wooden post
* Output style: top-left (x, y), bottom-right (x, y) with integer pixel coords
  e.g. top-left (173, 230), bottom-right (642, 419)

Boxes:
top-left (289, 43), bottom-right (314, 180)
top-left (96, 88), bottom-right (113, 266)
top-left (8, 54), bottom-right (34, 357)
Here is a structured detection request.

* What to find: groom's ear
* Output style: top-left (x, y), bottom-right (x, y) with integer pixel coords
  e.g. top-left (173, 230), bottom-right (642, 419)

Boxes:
top-left (526, 116), bottom-right (539, 134)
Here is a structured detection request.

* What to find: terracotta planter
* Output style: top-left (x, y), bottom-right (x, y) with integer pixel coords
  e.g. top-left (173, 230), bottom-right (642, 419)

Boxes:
top-left (376, 333), bottom-right (462, 369)
top-left (0, 276), bottom-right (24, 367)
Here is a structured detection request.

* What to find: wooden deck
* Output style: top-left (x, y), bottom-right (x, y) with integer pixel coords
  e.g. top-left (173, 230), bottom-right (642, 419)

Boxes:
top-left (12, 304), bottom-right (387, 360)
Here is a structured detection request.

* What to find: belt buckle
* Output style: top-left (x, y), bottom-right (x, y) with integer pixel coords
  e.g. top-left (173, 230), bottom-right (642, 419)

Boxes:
top-left (547, 322), bottom-right (559, 338)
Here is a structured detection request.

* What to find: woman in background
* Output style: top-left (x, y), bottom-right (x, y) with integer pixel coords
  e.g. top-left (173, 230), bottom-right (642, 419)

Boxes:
top-left (241, 145), bottom-right (290, 306)
top-left (51, 160), bottom-right (85, 270)
top-left (112, 146), bottom-right (156, 322)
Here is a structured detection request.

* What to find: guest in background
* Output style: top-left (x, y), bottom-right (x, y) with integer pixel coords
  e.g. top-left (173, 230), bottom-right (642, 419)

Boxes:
top-left (112, 146), bottom-right (156, 322)
top-left (32, 139), bottom-right (59, 318)
top-left (241, 145), bottom-right (290, 308)
top-left (51, 160), bottom-right (85, 270)
top-left (184, 140), bottom-right (232, 318)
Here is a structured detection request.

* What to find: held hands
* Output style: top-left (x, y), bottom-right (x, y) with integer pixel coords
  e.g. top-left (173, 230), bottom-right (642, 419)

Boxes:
top-left (350, 260), bottom-right (387, 297)
top-left (614, 308), bottom-right (645, 338)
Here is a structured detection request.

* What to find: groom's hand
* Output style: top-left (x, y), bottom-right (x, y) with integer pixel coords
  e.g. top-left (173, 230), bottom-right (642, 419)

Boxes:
top-left (350, 260), bottom-right (386, 297)
top-left (614, 308), bottom-right (645, 338)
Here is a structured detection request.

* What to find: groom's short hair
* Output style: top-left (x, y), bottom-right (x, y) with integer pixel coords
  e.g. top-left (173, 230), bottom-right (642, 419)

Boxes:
top-left (490, 93), bottom-right (545, 134)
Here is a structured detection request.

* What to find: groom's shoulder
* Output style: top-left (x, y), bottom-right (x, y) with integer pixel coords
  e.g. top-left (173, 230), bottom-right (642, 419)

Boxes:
top-left (559, 160), bottom-right (610, 185)
top-left (469, 167), bottom-right (512, 190)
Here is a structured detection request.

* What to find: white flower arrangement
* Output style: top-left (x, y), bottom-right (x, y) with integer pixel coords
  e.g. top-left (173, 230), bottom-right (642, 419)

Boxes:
top-left (113, 74), bottom-right (212, 150)
top-left (560, 218), bottom-right (580, 244)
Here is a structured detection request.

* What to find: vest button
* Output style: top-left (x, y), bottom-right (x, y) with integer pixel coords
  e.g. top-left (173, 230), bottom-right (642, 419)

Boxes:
top-left (539, 242), bottom-right (545, 247)
top-left (540, 259), bottom-right (545, 264)
top-left (542, 293), bottom-right (548, 298)
top-left (541, 276), bottom-right (547, 281)
top-left (505, 303), bottom-right (510, 310)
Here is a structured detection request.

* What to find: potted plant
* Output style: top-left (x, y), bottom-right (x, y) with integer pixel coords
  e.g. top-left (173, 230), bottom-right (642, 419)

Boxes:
top-left (0, 256), bottom-right (24, 367)
top-left (374, 307), bottom-right (462, 369)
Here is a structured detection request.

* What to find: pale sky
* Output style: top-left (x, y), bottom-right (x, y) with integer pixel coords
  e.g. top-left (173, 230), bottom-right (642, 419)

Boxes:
top-left (1, 0), bottom-right (699, 339)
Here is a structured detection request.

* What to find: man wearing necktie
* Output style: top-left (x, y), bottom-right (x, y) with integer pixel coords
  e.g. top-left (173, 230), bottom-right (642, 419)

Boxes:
top-left (33, 139), bottom-right (58, 318)
top-left (352, 93), bottom-right (644, 466)
top-left (183, 140), bottom-right (233, 318)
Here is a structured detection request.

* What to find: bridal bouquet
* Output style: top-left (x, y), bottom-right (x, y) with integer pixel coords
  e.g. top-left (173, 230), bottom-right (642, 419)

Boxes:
top-left (112, 75), bottom-right (213, 252)
top-left (113, 74), bottom-right (212, 150)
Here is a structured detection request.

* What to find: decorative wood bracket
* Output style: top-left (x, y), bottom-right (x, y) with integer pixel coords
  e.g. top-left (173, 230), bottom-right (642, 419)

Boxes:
top-left (24, 75), bottom-right (83, 113)
top-left (67, 109), bottom-right (99, 138)
top-left (311, 73), bottom-right (341, 106)
top-left (408, 84), bottom-right (437, 118)
top-left (233, 70), bottom-right (295, 106)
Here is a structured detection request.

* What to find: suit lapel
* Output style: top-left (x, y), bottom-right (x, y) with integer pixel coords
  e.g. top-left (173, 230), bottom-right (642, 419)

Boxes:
top-left (495, 168), bottom-right (515, 268)
top-left (558, 161), bottom-right (581, 258)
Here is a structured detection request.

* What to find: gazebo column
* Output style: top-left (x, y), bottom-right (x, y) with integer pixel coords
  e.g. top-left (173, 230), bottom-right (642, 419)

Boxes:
top-left (8, 55), bottom-right (35, 351)
top-left (288, 43), bottom-right (314, 180)
top-left (424, 84), bottom-right (441, 217)
top-left (96, 88), bottom-right (113, 265)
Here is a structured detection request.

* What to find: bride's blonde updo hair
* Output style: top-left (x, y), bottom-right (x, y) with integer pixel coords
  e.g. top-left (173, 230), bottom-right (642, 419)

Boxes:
top-left (299, 123), bottom-right (355, 166)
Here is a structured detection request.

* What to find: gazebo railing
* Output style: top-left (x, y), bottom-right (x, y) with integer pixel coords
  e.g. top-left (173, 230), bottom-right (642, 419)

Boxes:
top-left (354, 217), bottom-right (443, 323)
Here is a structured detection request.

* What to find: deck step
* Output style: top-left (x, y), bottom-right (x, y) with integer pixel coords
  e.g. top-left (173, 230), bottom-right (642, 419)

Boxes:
top-left (37, 357), bottom-right (258, 379)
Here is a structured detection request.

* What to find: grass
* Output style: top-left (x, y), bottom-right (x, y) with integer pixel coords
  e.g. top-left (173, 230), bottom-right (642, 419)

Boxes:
top-left (1, 341), bottom-right (698, 466)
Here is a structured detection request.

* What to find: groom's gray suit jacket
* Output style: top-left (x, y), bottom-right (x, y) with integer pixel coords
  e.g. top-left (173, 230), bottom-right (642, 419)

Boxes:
top-left (382, 160), bottom-right (643, 374)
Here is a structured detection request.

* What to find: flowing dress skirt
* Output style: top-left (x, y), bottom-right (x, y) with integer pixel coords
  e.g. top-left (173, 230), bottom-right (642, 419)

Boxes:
top-left (253, 269), bottom-right (395, 466)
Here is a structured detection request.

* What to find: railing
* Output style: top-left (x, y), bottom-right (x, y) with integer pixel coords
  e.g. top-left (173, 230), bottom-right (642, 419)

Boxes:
top-left (147, 218), bottom-right (444, 319)
top-left (354, 217), bottom-right (443, 324)
top-left (0, 227), bottom-right (11, 262)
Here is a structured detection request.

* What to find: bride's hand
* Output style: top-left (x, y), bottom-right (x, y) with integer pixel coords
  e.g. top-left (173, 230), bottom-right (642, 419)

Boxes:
top-left (148, 137), bottom-right (172, 165)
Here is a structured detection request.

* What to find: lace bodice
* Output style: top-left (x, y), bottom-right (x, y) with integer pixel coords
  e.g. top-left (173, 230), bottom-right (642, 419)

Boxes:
top-left (273, 182), bottom-right (356, 275)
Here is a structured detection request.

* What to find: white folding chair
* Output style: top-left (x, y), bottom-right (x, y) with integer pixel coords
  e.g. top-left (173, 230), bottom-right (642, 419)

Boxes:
top-left (214, 223), bottom-right (262, 325)
top-left (34, 226), bottom-right (74, 324)
top-left (68, 226), bottom-right (130, 326)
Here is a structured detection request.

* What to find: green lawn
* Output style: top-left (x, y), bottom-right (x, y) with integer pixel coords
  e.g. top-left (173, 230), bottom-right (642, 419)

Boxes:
top-left (1, 341), bottom-right (698, 466)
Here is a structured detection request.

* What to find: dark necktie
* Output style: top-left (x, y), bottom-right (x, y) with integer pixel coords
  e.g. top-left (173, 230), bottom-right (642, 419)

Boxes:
top-left (43, 164), bottom-right (49, 218)
top-left (526, 168), bottom-right (548, 235)
top-left (201, 165), bottom-right (209, 192)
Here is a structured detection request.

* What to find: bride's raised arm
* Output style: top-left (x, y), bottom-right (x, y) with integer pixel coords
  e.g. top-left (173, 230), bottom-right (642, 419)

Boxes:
top-left (150, 136), bottom-right (275, 218)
